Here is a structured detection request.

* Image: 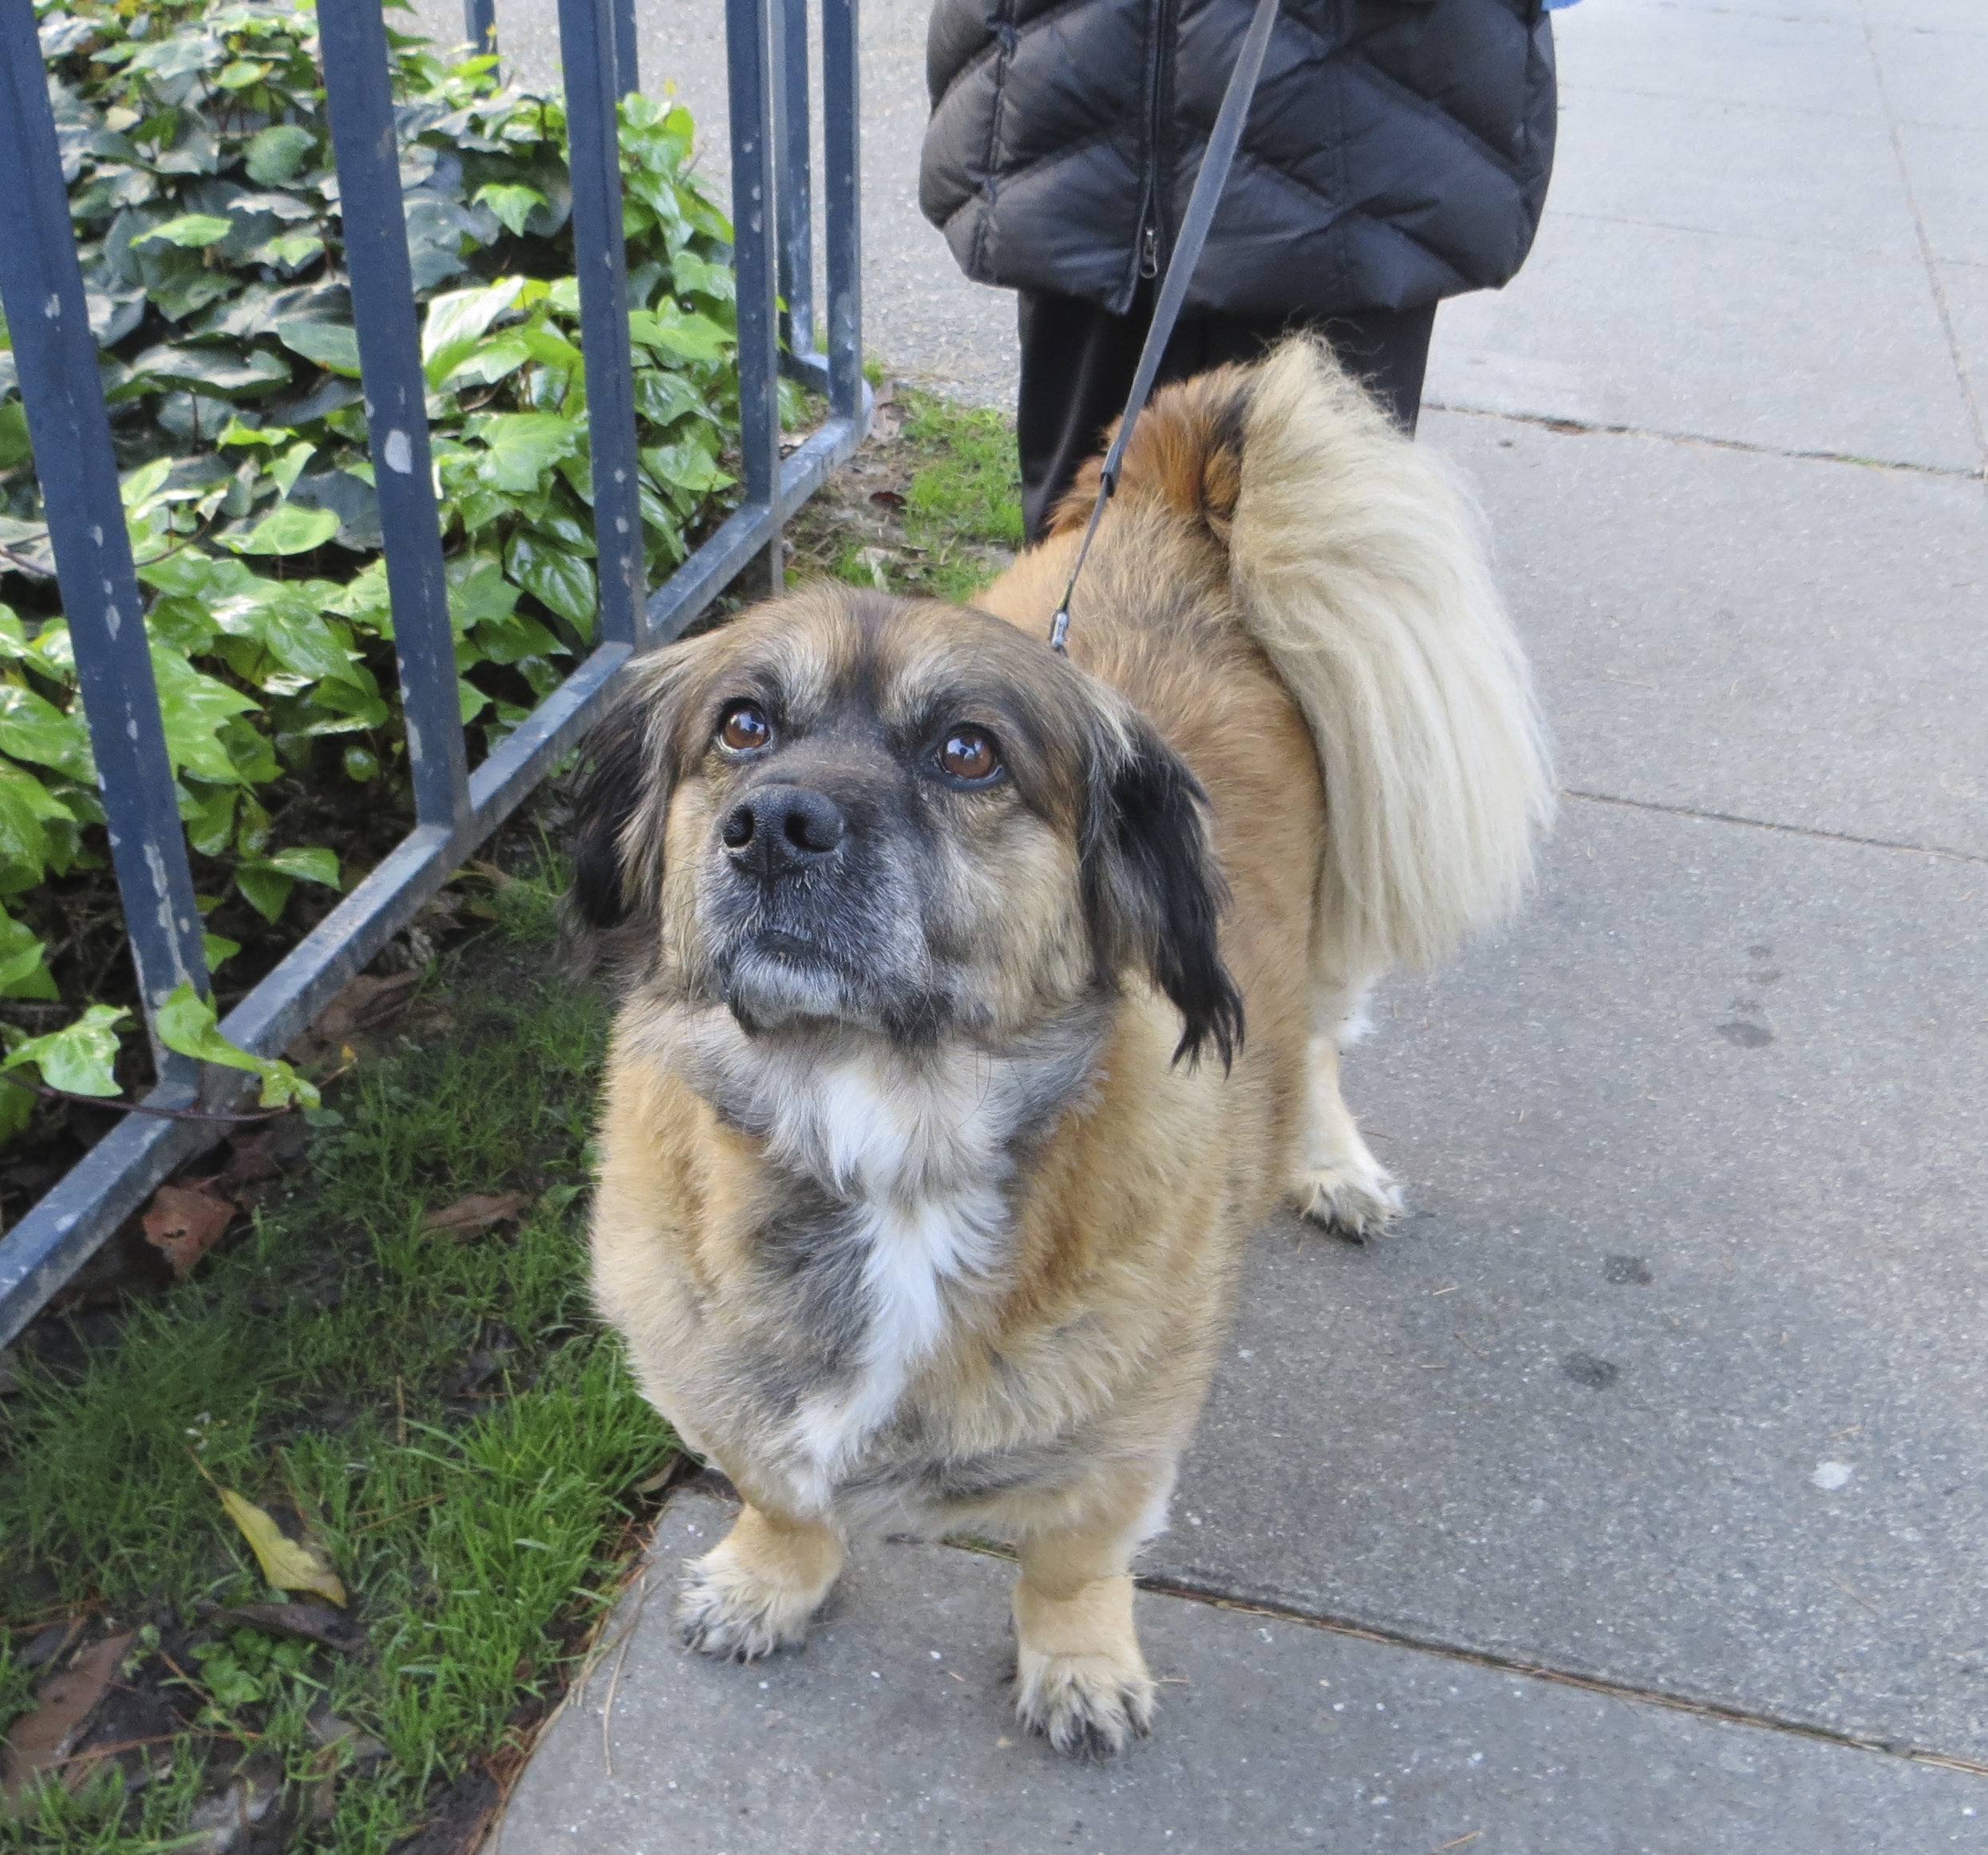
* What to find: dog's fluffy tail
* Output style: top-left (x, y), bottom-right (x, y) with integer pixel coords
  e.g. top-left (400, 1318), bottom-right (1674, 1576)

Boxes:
top-left (1224, 338), bottom-right (1554, 979)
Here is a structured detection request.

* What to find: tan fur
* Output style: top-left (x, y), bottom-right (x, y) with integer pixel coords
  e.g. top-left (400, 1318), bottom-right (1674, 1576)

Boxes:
top-left (589, 340), bottom-right (1547, 1753)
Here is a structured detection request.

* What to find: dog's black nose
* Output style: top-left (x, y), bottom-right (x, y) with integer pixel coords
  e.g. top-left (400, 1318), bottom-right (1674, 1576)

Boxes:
top-left (721, 785), bottom-right (847, 876)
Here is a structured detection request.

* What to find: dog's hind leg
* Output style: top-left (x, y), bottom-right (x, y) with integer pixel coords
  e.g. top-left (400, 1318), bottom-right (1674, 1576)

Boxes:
top-left (675, 1501), bottom-right (844, 1662)
top-left (1290, 981), bottom-right (1402, 1240)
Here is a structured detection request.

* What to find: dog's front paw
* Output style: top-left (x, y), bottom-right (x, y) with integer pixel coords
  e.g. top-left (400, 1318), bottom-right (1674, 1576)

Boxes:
top-left (673, 1505), bottom-right (844, 1663)
top-left (1291, 1158), bottom-right (1404, 1240)
top-left (1010, 1571), bottom-right (1153, 1757)
top-left (1014, 1644), bottom-right (1156, 1757)
top-left (674, 1548), bottom-right (821, 1661)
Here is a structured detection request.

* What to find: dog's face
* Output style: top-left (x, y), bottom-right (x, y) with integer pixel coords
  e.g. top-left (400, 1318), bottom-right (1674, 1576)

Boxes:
top-left (569, 585), bottom-right (1241, 1063)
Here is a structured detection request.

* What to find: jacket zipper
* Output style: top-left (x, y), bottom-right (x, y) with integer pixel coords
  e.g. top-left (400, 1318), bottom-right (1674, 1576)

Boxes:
top-left (1136, 0), bottom-right (1178, 290)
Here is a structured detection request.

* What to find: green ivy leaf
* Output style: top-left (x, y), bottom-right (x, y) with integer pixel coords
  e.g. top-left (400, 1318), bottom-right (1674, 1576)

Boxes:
top-left (0, 685), bottom-right (96, 782)
top-left (269, 440), bottom-right (316, 499)
top-left (421, 276), bottom-right (528, 385)
top-left (275, 320), bottom-right (362, 378)
top-left (642, 440), bottom-right (730, 496)
top-left (0, 760), bottom-right (73, 880)
top-left (154, 981), bottom-right (319, 1109)
top-left (138, 213), bottom-right (235, 248)
top-left (506, 532), bottom-right (597, 638)
top-left (229, 504), bottom-right (339, 556)
top-left (183, 782), bottom-right (239, 857)
top-left (445, 553), bottom-right (520, 634)
top-left (244, 123), bottom-right (316, 186)
top-left (251, 231), bottom-right (326, 273)
top-left (0, 402), bottom-right (30, 471)
top-left (628, 304), bottom-right (729, 364)
top-left (202, 931), bottom-right (241, 972)
top-left (477, 413), bottom-right (581, 493)
top-left (130, 342), bottom-right (293, 398)
top-left (1, 1003), bottom-right (130, 1097)
top-left (150, 647), bottom-right (259, 784)
top-left (233, 861), bottom-right (293, 923)
top-left (473, 183), bottom-right (548, 237)
top-left (0, 912), bottom-right (57, 1003)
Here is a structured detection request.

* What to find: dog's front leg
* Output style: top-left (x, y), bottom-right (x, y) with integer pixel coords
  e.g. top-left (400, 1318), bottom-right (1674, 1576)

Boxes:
top-left (675, 1500), bottom-right (844, 1662)
top-left (1010, 1497), bottom-right (1162, 1756)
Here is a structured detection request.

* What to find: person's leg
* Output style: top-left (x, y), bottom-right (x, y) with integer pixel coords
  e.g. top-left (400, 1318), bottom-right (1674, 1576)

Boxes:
top-left (1193, 303), bottom-right (1437, 433)
top-left (1313, 303), bottom-right (1437, 433)
top-left (1017, 293), bottom-right (1437, 542)
top-left (1016, 291), bottom-right (1146, 544)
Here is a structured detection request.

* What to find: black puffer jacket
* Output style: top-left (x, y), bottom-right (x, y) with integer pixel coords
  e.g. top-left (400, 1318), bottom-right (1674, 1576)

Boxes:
top-left (920, 0), bottom-right (1556, 319)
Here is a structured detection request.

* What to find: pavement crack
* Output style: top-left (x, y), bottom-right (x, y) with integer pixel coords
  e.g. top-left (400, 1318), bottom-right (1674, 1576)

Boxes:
top-left (1423, 401), bottom-right (1985, 481)
top-left (1560, 789), bottom-right (1988, 866)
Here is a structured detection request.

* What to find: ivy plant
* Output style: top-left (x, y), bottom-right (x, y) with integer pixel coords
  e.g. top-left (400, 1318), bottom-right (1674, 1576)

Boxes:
top-left (0, 0), bottom-right (781, 1143)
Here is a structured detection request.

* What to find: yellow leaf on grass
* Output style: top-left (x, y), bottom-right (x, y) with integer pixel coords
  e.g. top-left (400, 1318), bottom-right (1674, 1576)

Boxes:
top-left (217, 1489), bottom-right (348, 1607)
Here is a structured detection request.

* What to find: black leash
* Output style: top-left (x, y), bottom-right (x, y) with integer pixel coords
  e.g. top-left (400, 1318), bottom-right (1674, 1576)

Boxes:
top-left (1047, 0), bottom-right (1283, 654)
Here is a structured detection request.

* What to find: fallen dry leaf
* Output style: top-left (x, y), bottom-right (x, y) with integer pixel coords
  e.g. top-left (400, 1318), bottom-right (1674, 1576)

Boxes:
top-left (421, 1190), bottom-right (534, 1237)
top-left (140, 1181), bottom-right (236, 1278)
top-left (286, 968), bottom-right (423, 1065)
top-left (217, 1489), bottom-right (347, 1607)
top-left (2, 1632), bottom-right (132, 1802)
top-left (212, 1603), bottom-right (366, 1655)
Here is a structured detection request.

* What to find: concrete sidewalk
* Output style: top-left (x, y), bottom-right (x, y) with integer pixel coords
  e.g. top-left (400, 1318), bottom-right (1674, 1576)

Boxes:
top-left (476, 0), bottom-right (1988, 1845)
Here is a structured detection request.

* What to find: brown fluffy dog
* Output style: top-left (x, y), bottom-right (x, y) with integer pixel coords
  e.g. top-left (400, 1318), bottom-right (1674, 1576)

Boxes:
top-left (572, 340), bottom-right (1551, 1754)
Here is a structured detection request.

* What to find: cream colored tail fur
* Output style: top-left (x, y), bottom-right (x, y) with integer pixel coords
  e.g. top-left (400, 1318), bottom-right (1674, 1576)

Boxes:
top-left (1230, 339), bottom-right (1555, 983)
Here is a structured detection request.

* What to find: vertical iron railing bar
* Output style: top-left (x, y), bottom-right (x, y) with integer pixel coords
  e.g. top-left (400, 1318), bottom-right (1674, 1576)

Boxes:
top-left (0, 0), bottom-right (207, 1090)
top-left (726, 0), bottom-right (783, 588)
top-left (771, 0), bottom-right (814, 364)
top-left (464, 0), bottom-right (496, 67)
top-left (318, 0), bottom-right (471, 839)
top-left (611, 0), bottom-right (638, 97)
top-left (557, 0), bottom-right (646, 650)
top-left (821, 0), bottom-right (863, 426)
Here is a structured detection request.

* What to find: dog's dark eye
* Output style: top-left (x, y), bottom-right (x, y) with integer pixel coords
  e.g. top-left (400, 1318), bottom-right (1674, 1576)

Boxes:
top-left (939, 726), bottom-right (1000, 783)
top-left (717, 702), bottom-right (772, 753)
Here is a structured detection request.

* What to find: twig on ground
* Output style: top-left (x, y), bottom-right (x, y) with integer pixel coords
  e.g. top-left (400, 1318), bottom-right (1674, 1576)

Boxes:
top-left (0, 1069), bottom-right (296, 1125)
top-left (601, 1573), bottom-right (652, 1778)
top-left (1830, 1575), bottom-right (1882, 1616)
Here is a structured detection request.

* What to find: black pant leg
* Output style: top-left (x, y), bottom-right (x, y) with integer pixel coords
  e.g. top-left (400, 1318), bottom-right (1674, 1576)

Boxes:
top-left (1015, 290), bottom-right (1146, 544)
top-left (1310, 302), bottom-right (1437, 434)
top-left (1017, 291), bottom-right (1439, 544)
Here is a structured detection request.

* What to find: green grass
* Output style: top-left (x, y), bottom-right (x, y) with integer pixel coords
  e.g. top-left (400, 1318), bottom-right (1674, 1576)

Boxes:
top-left (0, 855), bottom-right (673, 1852)
top-left (831, 390), bottom-right (1026, 604)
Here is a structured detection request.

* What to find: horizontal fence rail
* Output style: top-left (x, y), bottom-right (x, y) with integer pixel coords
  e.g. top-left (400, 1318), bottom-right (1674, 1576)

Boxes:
top-left (0, 0), bottom-right (867, 1347)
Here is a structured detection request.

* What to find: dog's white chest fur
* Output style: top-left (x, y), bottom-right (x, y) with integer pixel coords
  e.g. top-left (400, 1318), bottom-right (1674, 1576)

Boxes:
top-left (668, 1007), bottom-right (1105, 1510)
top-left (775, 1055), bottom-right (1009, 1498)
top-left (715, 1034), bottom-right (1018, 1495)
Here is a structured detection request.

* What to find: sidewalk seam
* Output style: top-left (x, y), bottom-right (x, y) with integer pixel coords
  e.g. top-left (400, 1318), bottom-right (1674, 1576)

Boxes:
top-left (1128, 1565), bottom-right (1988, 1782)
top-left (1424, 401), bottom-right (1986, 481)
top-left (1561, 789), bottom-right (1988, 867)
top-left (935, 1530), bottom-right (1988, 1776)
top-left (1859, 0), bottom-right (1988, 477)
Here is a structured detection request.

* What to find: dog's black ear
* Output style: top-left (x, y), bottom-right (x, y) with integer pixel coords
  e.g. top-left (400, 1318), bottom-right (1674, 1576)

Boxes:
top-left (567, 693), bottom-right (651, 932)
top-left (1082, 716), bottom-right (1245, 1071)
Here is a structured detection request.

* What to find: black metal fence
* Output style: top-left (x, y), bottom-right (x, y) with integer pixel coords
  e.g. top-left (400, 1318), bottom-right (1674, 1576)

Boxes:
top-left (0, 0), bottom-right (866, 1344)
